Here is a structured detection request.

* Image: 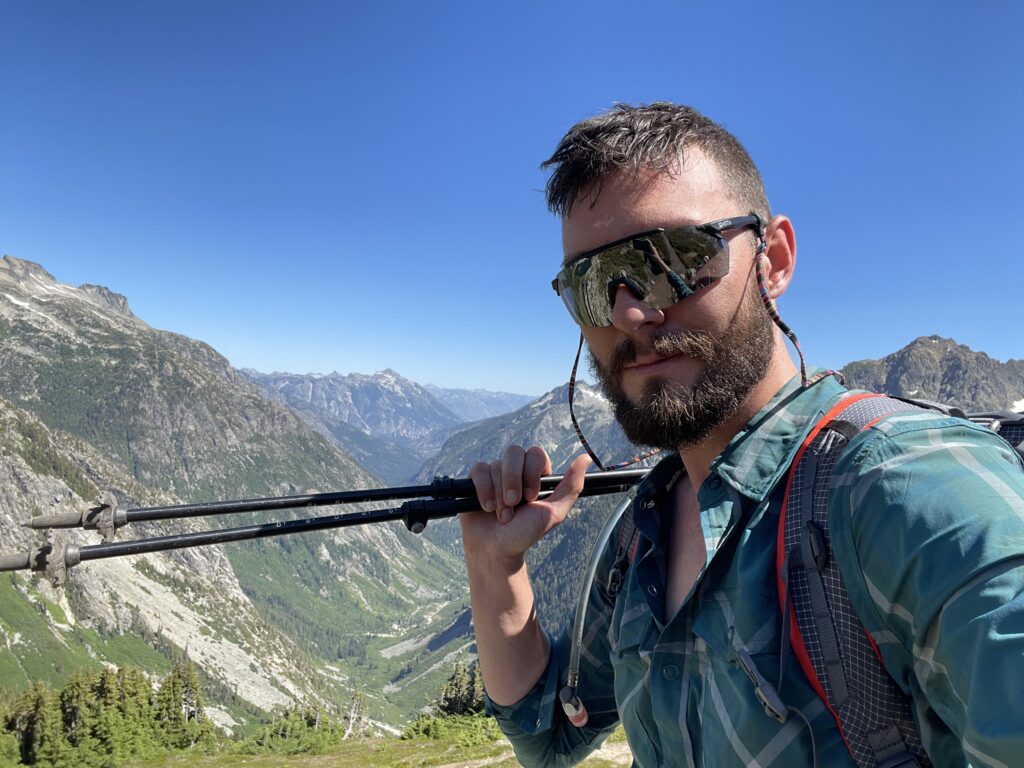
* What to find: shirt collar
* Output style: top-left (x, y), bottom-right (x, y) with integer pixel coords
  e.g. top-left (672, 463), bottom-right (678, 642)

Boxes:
top-left (630, 370), bottom-right (848, 528)
top-left (711, 370), bottom-right (848, 501)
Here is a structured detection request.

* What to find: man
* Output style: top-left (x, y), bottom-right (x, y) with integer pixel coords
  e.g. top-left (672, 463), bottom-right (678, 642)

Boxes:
top-left (460, 103), bottom-right (1024, 767)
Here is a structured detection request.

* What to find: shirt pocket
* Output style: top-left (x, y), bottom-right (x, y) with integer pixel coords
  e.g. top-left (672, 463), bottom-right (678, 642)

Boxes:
top-left (692, 586), bottom-right (789, 741)
top-left (693, 585), bottom-right (780, 659)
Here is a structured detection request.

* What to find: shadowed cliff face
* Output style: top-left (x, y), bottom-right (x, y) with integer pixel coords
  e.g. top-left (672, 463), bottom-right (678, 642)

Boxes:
top-left (841, 335), bottom-right (1024, 412)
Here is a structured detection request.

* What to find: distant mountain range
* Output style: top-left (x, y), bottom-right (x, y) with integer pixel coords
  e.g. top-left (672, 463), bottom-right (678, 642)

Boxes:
top-left (0, 253), bottom-right (1020, 730)
top-left (241, 369), bottom-right (533, 484)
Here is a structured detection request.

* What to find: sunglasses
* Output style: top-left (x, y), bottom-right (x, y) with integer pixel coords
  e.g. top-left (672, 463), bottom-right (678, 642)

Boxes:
top-left (551, 214), bottom-right (764, 327)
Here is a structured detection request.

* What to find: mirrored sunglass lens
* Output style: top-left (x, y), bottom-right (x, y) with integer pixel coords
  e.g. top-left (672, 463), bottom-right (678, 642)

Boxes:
top-left (556, 228), bottom-right (729, 326)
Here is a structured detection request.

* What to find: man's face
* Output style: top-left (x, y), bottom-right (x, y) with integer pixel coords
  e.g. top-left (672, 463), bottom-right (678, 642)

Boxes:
top-left (562, 150), bottom-right (774, 449)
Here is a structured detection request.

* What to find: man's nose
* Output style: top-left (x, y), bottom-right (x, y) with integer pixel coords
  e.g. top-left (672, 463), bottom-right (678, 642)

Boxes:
top-left (610, 283), bottom-right (665, 333)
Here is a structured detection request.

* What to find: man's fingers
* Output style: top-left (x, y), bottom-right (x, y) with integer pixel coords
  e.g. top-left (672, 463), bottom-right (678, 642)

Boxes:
top-left (489, 461), bottom-right (513, 523)
top-left (501, 445), bottom-right (526, 512)
top-left (544, 454), bottom-right (592, 517)
top-left (522, 446), bottom-right (551, 502)
top-left (469, 461), bottom-right (496, 513)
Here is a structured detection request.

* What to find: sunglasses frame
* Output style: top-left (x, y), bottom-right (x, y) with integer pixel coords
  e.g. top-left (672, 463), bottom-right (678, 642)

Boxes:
top-left (551, 213), bottom-right (765, 326)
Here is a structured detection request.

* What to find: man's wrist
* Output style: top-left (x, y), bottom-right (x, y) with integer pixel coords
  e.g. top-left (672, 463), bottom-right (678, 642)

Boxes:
top-left (465, 550), bottom-right (526, 580)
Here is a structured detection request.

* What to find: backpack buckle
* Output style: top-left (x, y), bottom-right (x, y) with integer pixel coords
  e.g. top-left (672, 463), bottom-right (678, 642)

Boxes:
top-left (607, 563), bottom-right (624, 596)
top-left (736, 646), bottom-right (788, 724)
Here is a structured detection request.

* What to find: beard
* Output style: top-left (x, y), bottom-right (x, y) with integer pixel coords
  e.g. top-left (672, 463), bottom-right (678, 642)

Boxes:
top-left (589, 279), bottom-right (775, 450)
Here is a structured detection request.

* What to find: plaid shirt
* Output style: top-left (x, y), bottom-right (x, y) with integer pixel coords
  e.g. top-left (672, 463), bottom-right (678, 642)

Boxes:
top-left (490, 373), bottom-right (1024, 767)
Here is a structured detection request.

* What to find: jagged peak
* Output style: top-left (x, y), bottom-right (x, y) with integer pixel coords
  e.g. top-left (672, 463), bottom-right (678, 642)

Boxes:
top-left (78, 283), bottom-right (135, 319)
top-left (896, 335), bottom-right (1000, 362)
top-left (0, 256), bottom-right (138, 322)
top-left (0, 255), bottom-right (57, 285)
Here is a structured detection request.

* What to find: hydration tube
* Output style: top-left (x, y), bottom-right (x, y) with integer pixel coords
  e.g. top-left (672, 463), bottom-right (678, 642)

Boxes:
top-left (559, 491), bottom-right (636, 727)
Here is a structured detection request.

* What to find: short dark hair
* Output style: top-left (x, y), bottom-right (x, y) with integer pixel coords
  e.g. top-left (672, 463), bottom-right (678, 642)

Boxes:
top-left (542, 102), bottom-right (770, 221)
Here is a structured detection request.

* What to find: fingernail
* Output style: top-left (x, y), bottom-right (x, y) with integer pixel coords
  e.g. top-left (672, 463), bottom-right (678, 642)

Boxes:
top-left (524, 488), bottom-right (538, 502)
top-left (483, 499), bottom-right (495, 513)
top-left (505, 490), bottom-right (518, 505)
top-left (500, 508), bottom-right (512, 524)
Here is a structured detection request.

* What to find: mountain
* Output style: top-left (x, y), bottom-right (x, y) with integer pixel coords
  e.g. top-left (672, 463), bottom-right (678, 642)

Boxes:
top-left (841, 336), bottom-right (1024, 412)
top-left (422, 384), bottom-right (535, 423)
top-left (0, 256), bottom-right (471, 725)
top-left (242, 369), bottom-right (466, 484)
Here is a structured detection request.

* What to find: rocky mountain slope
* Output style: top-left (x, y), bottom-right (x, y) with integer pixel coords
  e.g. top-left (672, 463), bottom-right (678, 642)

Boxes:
top-left (841, 335), bottom-right (1024, 412)
top-left (242, 369), bottom-right (464, 484)
top-left (0, 396), bottom-right (314, 730)
top-left (0, 256), bottom-right (470, 725)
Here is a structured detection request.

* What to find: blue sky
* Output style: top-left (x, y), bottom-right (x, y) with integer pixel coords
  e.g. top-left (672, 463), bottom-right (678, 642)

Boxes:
top-left (2, 1), bottom-right (1021, 395)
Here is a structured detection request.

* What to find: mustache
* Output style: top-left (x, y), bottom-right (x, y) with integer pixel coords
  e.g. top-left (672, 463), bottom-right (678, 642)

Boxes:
top-left (609, 329), bottom-right (717, 371)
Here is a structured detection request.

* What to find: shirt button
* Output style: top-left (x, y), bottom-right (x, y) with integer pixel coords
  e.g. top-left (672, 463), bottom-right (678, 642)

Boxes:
top-left (647, 585), bottom-right (658, 597)
top-left (663, 665), bottom-right (680, 680)
top-left (707, 476), bottom-right (723, 490)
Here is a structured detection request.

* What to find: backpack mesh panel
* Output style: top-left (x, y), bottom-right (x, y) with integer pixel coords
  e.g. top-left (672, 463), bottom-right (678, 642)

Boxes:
top-left (784, 396), bottom-right (931, 768)
top-left (996, 421), bottom-right (1024, 452)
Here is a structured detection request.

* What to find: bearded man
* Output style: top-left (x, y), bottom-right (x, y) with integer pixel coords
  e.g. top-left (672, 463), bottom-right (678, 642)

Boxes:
top-left (461, 103), bottom-right (1024, 767)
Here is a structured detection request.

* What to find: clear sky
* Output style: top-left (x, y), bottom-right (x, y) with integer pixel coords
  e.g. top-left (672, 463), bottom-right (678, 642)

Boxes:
top-left (2, 1), bottom-right (1022, 396)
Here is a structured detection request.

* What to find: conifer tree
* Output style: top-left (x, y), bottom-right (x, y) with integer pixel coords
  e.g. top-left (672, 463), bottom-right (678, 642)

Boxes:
top-left (60, 669), bottom-right (100, 759)
top-left (93, 667), bottom-right (128, 763)
top-left (153, 663), bottom-right (189, 749)
top-left (469, 660), bottom-right (486, 714)
top-left (154, 661), bottom-right (213, 748)
top-left (18, 683), bottom-right (70, 767)
top-left (439, 661), bottom-right (472, 715)
top-left (116, 667), bottom-right (157, 758)
top-left (0, 691), bottom-right (21, 768)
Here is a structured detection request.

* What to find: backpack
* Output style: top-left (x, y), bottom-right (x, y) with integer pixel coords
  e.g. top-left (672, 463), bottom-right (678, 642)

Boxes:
top-left (606, 394), bottom-right (1024, 768)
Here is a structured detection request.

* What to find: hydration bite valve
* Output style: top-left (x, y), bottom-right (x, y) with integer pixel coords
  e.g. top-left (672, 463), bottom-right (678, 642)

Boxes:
top-left (559, 685), bottom-right (589, 727)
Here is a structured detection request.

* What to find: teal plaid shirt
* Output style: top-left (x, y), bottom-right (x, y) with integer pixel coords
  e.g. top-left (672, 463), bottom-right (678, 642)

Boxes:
top-left (490, 373), bottom-right (1024, 767)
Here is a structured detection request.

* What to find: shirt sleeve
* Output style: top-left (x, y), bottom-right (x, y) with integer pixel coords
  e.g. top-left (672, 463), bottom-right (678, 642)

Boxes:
top-left (486, 526), bottom-right (623, 768)
top-left (829, 413), bottom-right (1024, 768)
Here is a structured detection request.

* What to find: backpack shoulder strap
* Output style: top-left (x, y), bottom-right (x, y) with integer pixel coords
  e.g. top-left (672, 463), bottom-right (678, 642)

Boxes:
top-left (777, 393), bottom-right (931, 768)
top-left (606, 502), bottom-right (641, 597)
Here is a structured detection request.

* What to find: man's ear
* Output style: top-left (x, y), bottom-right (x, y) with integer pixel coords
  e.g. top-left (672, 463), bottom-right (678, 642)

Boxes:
top-left (760, 215), bottom-right (796, 300)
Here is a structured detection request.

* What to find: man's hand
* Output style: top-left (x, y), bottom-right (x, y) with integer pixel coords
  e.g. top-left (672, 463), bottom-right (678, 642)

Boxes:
top-left (462, 447), bottom-right (591, 565)
top-left (460, 446), bottom-right (590, 706)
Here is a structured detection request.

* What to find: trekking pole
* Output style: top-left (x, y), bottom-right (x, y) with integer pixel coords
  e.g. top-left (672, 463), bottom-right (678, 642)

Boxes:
top-left (21, 469), bottom-right (649, 542)
top-left (2, 470), bottom-right (648, 585)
